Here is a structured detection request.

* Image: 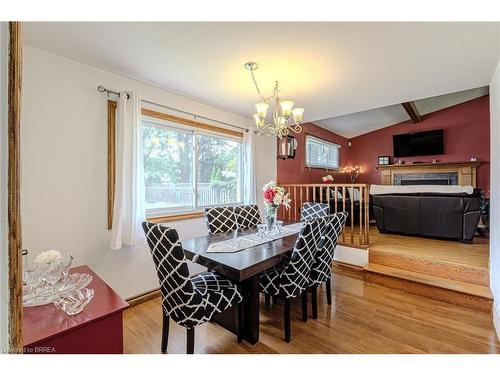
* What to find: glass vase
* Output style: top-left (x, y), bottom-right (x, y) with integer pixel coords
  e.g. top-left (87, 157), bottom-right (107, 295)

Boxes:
top-left (265, 205), bottom-right (278, 232)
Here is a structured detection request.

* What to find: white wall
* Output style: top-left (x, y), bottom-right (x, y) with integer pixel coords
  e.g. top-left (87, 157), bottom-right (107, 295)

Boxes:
top-left (0, 22), bottom-right (10, 353)
top-left (21, 46), bottom-right (276, 299)
top-left (490, 58), bottom-right (500, 340)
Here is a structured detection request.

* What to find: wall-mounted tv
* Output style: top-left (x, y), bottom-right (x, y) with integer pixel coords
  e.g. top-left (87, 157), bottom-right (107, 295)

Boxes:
top-left (393, 129), bottom-right (444, 157)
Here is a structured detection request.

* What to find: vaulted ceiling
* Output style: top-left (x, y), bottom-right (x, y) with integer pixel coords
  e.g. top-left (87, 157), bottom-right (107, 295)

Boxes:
top-left (315, 86), bottom-right (490, 138)
top-left (23, 22), bottom-right (500, 136)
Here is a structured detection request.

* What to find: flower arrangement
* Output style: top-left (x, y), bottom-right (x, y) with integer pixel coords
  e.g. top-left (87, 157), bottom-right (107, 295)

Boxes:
top-left (321, 174), bottom-right (334, 183)
top-left (34, 250), bottom-right (62, 266)
top-left (262, 181), bottom-right (291, 209)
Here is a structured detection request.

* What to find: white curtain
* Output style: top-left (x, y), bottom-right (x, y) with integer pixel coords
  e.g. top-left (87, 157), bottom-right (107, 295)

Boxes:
top-left (109, 91), bottom-right (146, 250)
top-left (242, 129), bottom-right (256, 204)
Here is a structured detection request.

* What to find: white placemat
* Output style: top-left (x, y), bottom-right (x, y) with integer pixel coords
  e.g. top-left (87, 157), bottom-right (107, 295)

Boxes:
top-left (206, 224), bottom-right (302, 253)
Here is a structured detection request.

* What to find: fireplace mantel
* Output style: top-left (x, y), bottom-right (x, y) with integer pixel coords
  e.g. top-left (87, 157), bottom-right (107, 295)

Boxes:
top-left (376, 161), bottom-right (481, 187)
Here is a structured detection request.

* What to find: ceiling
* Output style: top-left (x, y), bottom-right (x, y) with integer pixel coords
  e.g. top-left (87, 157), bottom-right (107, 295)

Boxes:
top-left (315, 86), bottom-right (490, 138)
top-left (24, 22), bottom-right (500, 134)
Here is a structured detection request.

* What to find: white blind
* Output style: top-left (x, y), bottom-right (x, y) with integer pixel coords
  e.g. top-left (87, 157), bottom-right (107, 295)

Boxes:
top-left (305, 135), bottom-right (340, 169)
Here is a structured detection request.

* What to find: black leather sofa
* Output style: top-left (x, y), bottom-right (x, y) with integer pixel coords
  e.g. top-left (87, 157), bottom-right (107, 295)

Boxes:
top-left (372, 190), bottom-right (481, 243)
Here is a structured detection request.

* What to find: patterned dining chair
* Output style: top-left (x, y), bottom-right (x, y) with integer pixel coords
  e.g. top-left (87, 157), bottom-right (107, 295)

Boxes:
top-left (142, 222), bottom-right (243, 354)
top-left (204, 206), bottom-right (239, 234)
top-left (234, 204), bottom-right (262, 229)
top-left (302, 212), bottom-right (348, 321)
top-left (259, 217), bottom-right (324, 342)
top-left (300, 202), bottom-right (330, 222)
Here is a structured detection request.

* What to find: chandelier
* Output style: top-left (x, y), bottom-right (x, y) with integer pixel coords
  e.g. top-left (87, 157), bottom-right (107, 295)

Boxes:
top-left (245, 62), bottom-right (304, 138)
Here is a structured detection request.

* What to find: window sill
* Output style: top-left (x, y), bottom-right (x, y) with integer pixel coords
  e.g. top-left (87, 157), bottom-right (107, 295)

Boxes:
top-left (146, 211), bottom-right (205, 223)
top-left (305, 165), bottom-right (340, 171)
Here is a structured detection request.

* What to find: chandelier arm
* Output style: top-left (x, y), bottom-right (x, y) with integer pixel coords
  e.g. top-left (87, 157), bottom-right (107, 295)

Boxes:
top-left (250, 69), bottom-right (267, 102)
top-left (287, 124), bottom-right (303, 134)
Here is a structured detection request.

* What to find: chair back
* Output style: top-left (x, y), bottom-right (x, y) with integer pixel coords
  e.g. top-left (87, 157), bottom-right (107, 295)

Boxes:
top-left (204, 206), bottom-right (238, 234)
top-left (234, 204), bottom-right (262, 229)
top-left (142, 222), bottom-right (203, 324)
top-left (279, 218), bottom-right (324, 298)
top-left (300, 202), bottom-right (330, 222)
top-left (309, 212), bottom-right (348, 285)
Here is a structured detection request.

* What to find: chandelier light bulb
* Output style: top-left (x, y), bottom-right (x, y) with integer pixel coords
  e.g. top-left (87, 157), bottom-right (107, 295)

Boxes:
top-left (253, 113), bottom-right (262, 127)
top-left (255, 102), bottom-right (269, 119)
top-left (292, 107), bottom-right (304, 124)
top-left (279, 100), bottom-right (295, 118)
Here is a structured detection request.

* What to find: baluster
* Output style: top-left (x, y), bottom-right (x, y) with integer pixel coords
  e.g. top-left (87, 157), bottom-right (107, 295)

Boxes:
top-left (359, 186), bottom-right (363, 246)
top-left (350, 185), bottom-right (354, 245)
top-left (341, 186), bottom-right (346, 243)
top-left (299, 186), bottom-right (304, 216)
top-left (319, 186), bottom-right (323, 203)
top-left (288, 186), bottom-right (291, 222)
top-left (313, 186), bottom-right (316, 202)
top-left (326, 186), bottom-right (330, 211)
top-left (365, 185), bottom-right (370, 244)
top-left (293, 186), bottom-right (297, 222)
top-left (334, 185), bottom-right (338, 213)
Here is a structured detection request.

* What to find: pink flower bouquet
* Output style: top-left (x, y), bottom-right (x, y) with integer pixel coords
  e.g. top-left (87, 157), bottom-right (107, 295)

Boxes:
top-left (262, 181), bottom-right (291, 209)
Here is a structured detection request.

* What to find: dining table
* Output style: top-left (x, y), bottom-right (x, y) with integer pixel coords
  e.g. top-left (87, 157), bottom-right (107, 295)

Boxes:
top-left (181, 222), bottom-right (300, 345)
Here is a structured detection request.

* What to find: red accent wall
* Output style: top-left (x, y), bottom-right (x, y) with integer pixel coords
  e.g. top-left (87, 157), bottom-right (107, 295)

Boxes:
top-left (277, 96), bottom-right (490, 195)
top-left (349, 95), bottom-right (490, 195)
top-left (277, 123), bottom-right (350, 184)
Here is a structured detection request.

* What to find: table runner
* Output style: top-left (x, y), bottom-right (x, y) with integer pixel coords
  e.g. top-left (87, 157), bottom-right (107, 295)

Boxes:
top-left (206, 223), bottom-right (302, 253)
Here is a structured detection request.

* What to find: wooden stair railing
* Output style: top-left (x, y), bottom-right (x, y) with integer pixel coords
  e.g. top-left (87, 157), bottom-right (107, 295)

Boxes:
top-left (277, 183), bottom-right (370, 248)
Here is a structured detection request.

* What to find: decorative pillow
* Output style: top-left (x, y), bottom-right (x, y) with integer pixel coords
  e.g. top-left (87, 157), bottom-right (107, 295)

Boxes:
top-left (330, 190), bottom-right (343, 199)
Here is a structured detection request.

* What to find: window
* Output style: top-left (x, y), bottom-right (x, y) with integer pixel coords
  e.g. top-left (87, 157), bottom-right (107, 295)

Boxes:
top-left (142, 118), bottom-right (242, 216)
top-left (305, 135), bottom-right (340, 170)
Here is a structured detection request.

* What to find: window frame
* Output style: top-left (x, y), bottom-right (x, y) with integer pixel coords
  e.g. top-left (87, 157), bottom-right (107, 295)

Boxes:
top-left (142, 114), bottom-right (244, 220)
top-left (304, 134), bottom-right (341, 170)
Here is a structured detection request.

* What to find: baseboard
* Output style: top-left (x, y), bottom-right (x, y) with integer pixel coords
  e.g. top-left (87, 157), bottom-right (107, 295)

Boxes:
top-left (494, 302), bottom-right (500, 341)
top-left (126, 288), bottom-right (161, 307)
top-left (333, 244), bottom-right (368, 267)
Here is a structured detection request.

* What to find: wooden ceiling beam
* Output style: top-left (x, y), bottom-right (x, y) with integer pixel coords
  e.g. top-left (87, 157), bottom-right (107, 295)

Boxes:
top-left (401, 101), bottom-right (422, 123)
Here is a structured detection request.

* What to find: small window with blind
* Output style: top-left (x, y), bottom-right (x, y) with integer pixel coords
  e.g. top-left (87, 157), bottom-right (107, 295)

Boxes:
top-left (305, 135), bottom-right (340, 170)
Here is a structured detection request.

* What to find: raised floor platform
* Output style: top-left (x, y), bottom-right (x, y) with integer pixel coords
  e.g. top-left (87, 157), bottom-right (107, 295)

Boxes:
top-left (362, 227), bottom-right (492, 311)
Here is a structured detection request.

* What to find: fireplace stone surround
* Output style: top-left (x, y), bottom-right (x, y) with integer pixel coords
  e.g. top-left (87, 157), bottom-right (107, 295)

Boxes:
top-left (376, 161), bottom-right (480, 187)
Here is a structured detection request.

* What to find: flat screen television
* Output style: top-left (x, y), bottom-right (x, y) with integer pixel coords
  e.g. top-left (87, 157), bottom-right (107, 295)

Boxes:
top-left (393, 129), bottom-right (444, 157)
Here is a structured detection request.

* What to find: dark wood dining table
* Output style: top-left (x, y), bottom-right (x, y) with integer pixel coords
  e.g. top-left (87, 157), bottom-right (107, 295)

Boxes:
top-left (182, 223), bottom-right (299, 345)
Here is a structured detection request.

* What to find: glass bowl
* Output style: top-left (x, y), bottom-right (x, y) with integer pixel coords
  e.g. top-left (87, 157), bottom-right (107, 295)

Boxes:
top-left (54, 288), bottom-right (94, 315)
top-left (257, 224), bottom-right (267, 238)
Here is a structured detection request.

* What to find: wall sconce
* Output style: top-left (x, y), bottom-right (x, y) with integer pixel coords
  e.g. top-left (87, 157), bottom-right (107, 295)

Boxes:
top-left (278, 135), bottom-right (298, 160)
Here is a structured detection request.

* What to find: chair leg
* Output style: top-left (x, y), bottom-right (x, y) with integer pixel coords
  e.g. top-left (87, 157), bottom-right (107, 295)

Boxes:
top-left (284, 298), bottom-right (291, 343)
top-left (301, 291), bottom-right (308, 322)
top-left (161, 314), bottom-right (169, 354)
top-left (186, 327), bottom-right (195, 354)
top-left (265, 294), bottom-right (270, 306)
top-left (326, 277), bottom-right (332, 306)
top-left (272, 295), bottom-right (278, 304)
top-left (311, 285), bottom-right (318, 319)
top-left (236, 303), bottom-right (243, 343)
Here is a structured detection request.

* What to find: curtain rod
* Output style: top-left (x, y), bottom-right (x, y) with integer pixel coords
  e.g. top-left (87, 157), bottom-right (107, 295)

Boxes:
top-left (97, 85), bottom-right (249, 133)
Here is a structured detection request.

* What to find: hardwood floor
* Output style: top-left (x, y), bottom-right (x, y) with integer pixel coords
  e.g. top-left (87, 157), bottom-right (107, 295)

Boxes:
top-left (123, 267), bottom-right (500, 354)
top-left (368, 227), bottom-right (490, 269)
